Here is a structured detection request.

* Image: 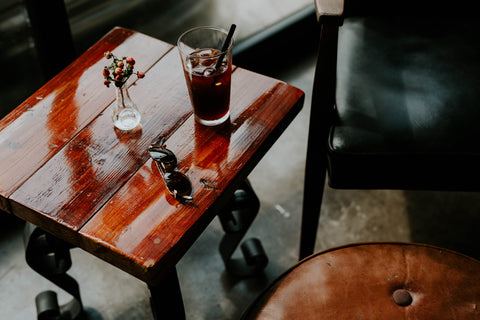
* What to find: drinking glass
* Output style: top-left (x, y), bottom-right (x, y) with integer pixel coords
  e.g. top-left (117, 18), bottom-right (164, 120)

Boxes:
top-left (178, 26), bottom-right (233, 126)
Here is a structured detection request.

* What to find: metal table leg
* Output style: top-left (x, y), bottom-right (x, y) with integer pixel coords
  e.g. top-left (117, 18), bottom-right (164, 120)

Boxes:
top-left (24, 223), bottom-right (86, 320)
top-left (217, 180), bottom-right (268, 277)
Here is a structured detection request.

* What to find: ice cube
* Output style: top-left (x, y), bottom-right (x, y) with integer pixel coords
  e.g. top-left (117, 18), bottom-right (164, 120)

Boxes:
top-left (203, 67), bottom-right (216, 76)
top-left (186, 56), bottom-right (199, 69)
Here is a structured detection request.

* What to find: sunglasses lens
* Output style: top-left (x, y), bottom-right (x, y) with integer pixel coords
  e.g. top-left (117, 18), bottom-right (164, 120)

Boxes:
top-left (148, 146), bottom-right (177, 172)
top-left (164, 172), bottom-right (192, 199)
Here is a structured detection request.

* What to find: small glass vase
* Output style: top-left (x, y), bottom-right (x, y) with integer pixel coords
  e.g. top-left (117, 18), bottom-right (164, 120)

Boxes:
top-left (112, 84), bottom-right (141, 131)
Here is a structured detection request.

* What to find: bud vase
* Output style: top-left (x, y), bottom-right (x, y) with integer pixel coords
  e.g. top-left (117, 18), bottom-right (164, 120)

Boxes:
top-left (112, 85), bottom-right (141, 131)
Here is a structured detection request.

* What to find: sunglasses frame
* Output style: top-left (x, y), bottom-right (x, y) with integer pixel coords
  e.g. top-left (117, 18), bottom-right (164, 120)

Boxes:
top-left (148, 138), bottom-right (193, 201)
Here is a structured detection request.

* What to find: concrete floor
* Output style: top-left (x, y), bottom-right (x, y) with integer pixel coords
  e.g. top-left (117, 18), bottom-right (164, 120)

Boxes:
top-left (2, 2), bottom-right (480, 319)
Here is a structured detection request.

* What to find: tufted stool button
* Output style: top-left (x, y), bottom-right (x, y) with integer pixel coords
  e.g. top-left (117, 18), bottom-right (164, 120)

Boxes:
top-left (392, 289), bottom-right (413, 306)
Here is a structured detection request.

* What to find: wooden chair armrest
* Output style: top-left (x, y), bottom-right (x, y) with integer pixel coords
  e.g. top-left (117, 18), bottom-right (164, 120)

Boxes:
top-left (315, 0), bottom-right (344, 24)
top-left (318, 0), bottom-right (476, 20)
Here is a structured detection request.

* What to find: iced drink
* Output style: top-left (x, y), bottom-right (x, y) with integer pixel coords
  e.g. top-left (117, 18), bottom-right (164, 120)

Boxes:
top-left (184, 48), bottom-right (231, 123)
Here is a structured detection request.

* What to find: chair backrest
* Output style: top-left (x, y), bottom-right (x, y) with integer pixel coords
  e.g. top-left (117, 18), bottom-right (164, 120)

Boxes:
top-left (326, 2), bottom-right (480, 189)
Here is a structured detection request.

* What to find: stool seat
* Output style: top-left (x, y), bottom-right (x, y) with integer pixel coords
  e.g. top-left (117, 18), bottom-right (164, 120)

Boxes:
top-left (242, 242), bottom-right (480, 319)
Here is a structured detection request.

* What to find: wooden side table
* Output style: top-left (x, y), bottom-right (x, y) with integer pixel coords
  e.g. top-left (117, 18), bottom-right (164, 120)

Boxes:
top-left (0, 27), bottom-right (304, 319)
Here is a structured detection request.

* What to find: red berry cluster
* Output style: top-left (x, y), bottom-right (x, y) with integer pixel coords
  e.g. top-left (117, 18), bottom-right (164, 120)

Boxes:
top-left (103, 51), bottom-right (145, 88)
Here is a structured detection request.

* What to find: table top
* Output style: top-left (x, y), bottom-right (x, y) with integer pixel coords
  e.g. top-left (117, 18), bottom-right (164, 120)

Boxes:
top-left (0, 27), bottom-right (304, 285)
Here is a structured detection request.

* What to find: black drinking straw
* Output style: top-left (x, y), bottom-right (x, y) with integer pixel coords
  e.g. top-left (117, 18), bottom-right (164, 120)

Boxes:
top-left (214, 24), bottom-right (236, 71)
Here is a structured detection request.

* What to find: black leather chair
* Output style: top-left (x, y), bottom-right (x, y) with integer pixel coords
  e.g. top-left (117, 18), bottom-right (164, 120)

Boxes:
top-left (300, 0), bottom-right (480, 259)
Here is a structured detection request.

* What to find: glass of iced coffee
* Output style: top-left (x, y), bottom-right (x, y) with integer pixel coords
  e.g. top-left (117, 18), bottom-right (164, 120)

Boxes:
top-left (178, 26), bottom-right (234, 126)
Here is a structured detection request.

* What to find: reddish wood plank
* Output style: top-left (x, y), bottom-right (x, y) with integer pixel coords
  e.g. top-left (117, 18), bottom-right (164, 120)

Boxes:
top-left (78, 68), bottom-right (304, 284)
top-left (9, 48), bottom-right (193, 235)
top-left (0, 28), bottom-right (172, 212)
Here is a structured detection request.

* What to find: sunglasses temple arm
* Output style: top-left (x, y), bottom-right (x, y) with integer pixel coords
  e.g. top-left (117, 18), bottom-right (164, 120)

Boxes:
top-left (152, 160), bottom-right (167, 175)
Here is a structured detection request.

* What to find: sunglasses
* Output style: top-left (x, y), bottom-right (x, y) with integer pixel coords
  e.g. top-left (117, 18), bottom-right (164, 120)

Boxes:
top-left (148, 138), bottom-right (193, 202)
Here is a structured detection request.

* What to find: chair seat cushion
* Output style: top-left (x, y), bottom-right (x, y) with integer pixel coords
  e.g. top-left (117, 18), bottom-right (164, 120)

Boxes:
top-left (241, 242), bottom-right (480, 320)
top-left (329, 17), bottom-right (480, 190)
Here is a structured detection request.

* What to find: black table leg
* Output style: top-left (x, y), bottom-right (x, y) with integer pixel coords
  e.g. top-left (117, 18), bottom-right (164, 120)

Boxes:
top-left (217, 180), bottom-right (268, 277)
top-left (148, 268), bottom-right (185, 320)
top-left (24, 222), bottom-right (86, 320)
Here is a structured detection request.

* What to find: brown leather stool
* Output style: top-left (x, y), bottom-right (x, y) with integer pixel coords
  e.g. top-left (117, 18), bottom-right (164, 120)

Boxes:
top-left (242, 242), bottom-right (480, 319)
